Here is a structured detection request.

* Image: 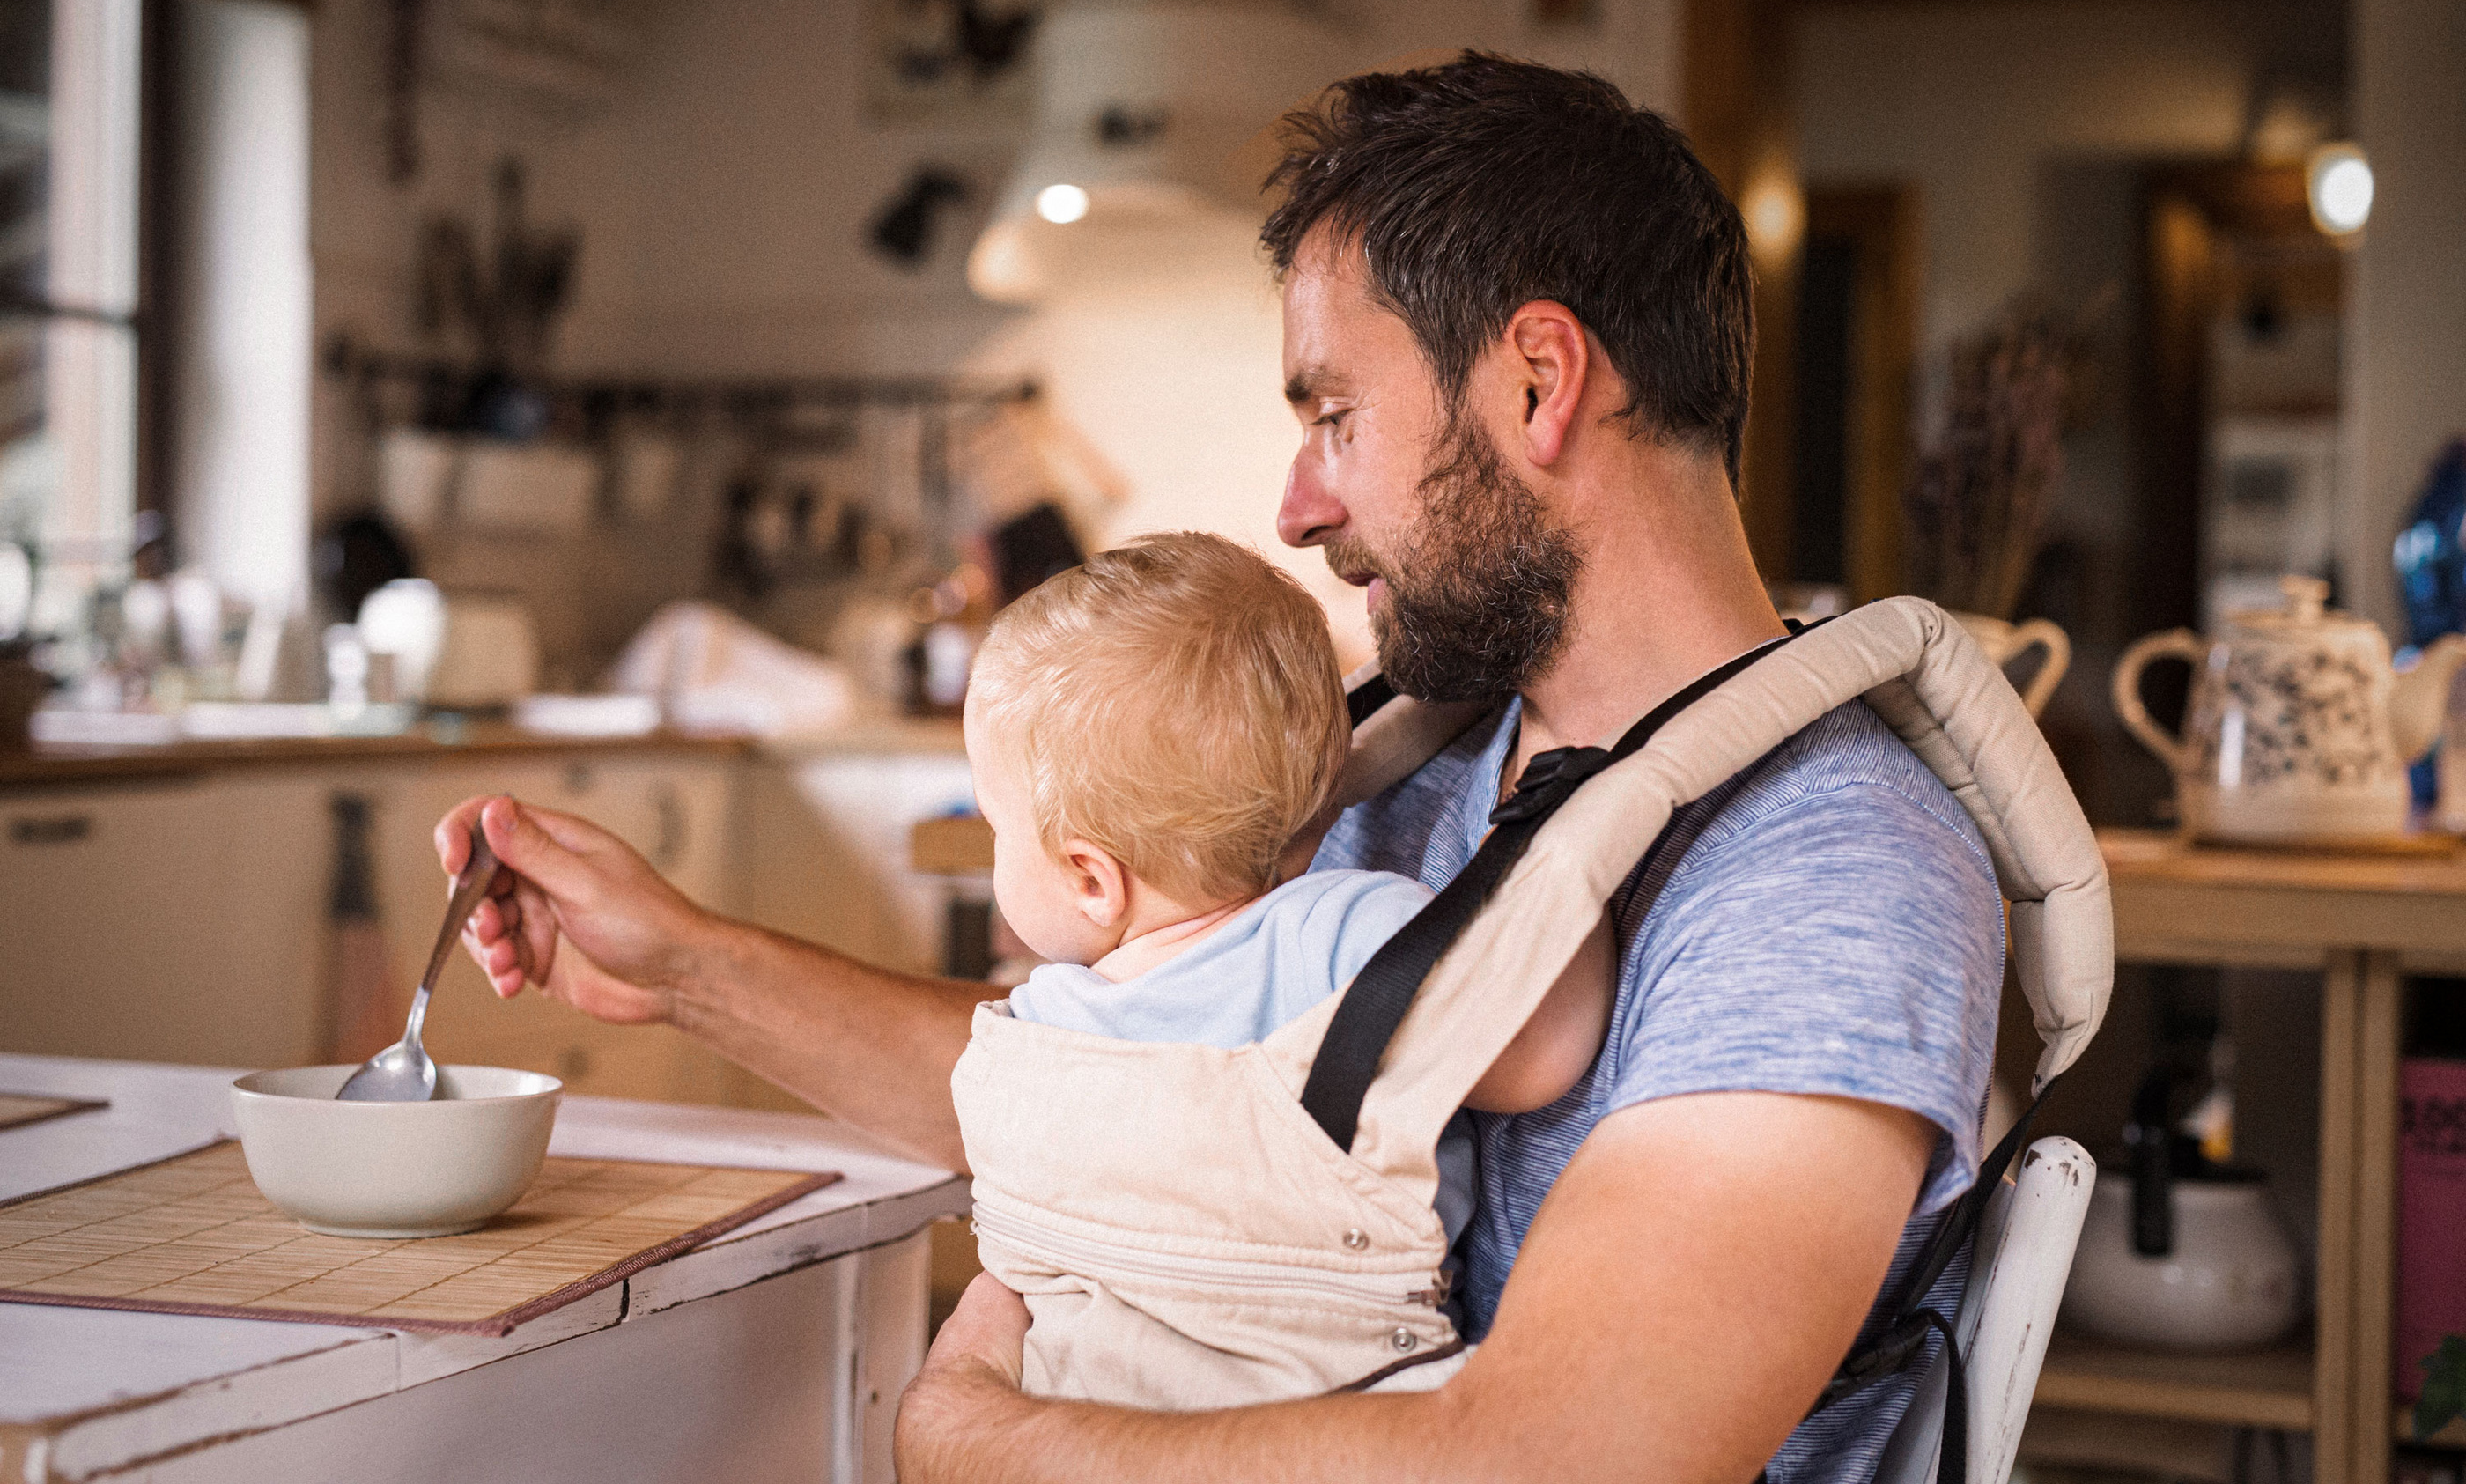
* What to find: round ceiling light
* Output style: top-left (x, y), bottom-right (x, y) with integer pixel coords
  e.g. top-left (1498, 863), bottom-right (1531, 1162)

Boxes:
top-left (2307, 144), bottom-right (2373, 237)
top-left (1035, 183), bottom-right (1090, 225)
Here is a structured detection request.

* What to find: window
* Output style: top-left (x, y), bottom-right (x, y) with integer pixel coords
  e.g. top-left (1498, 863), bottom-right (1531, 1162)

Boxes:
top-left (0, 0), bottom-right (142, 647)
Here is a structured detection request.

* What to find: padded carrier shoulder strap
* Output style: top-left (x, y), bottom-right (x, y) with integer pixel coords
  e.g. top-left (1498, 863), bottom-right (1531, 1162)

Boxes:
top-left (1301, 629), bottom-right (1802, 1149)
top-left (1320, 616), bottom-right (2061, 1484)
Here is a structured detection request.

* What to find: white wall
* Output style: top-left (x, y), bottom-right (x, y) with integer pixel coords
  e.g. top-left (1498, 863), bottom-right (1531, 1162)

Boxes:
top-left (305, 0), bottom-right (1682, 663)
top-left (2344, 0), bottom-right (2466, 635)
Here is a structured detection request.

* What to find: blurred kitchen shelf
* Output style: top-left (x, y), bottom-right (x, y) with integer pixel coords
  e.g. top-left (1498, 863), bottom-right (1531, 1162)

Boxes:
top-left (2396, 1410), bottom-right (2466, 1448)
top-left (911, 812), bottom-right (994, 875)
top-left (2035, 1330), bottom-right (2315, 1431)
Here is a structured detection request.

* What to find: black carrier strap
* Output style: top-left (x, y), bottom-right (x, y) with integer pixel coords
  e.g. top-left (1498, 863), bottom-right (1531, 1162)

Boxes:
top-left (1324, 618), bottom-right (2043, 1484)
top-left (1346, 673), bottom-right (1399, 729)
top-left (1302, 629), bottom-right (1804, 1152)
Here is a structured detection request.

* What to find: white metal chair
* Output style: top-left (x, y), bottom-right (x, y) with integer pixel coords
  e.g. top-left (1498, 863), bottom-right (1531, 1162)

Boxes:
top-left (1873, 1136), bottom-right (2098, 1484)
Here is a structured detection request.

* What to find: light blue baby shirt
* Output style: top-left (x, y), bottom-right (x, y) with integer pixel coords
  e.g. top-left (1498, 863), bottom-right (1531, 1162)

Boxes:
top-left (1005, 868), bottom-right (1478, 1245)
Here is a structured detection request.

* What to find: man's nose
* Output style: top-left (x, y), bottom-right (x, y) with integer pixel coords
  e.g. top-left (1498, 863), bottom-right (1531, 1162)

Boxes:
top-left (1277, 456), bottom-right (1346, 549)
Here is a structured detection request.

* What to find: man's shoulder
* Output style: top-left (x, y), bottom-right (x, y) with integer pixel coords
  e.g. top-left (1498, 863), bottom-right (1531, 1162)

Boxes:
top-left (1603, 699), bottom-right (2006, 1216)
top-left (1676, 698), bottom-right (1994, 875)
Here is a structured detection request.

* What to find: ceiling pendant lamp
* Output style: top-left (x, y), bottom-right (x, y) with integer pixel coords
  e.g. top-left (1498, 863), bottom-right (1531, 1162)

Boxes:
top-left (966, 2), bottom-right (1338, 305)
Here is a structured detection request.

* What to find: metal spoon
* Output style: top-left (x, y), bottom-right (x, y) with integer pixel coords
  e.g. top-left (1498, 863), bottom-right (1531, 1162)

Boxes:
top-left (336, 824), bottom-right (500, 1102)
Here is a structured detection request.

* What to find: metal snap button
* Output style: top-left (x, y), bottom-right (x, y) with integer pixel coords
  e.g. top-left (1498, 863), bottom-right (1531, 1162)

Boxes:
top-left (1342, 1228), bottom-right (1369, 1251)
top-left (1390, 1327), bottom-right (1417, 1352)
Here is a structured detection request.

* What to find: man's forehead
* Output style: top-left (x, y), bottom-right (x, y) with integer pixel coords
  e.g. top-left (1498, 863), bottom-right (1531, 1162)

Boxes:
top-left (1280, 232), bottom-right (1397, 385)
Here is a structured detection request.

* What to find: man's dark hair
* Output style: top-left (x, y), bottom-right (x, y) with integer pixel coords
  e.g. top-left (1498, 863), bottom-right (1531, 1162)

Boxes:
top-left (1262, 53), bottom-right (1753, 484)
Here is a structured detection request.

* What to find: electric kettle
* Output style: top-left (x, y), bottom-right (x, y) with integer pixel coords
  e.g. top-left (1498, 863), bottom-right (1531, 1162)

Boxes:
top-left (2062, 1063), bottom-right (2300, 1352)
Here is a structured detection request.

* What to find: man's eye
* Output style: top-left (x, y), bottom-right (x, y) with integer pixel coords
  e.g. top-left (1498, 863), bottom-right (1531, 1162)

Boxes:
top-left (1314, 409), bottom-right (1348, 428)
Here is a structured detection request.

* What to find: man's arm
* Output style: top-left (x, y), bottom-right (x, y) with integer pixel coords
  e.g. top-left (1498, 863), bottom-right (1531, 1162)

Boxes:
top-left (896, 1089), bottom-right (1937, 1483)
top-left (438, 795), bottom-right (985, 1170)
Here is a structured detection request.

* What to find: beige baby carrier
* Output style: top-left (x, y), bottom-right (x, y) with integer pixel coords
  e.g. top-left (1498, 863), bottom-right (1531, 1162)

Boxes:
top-left (951, 597), bottom-right (2112, 1420)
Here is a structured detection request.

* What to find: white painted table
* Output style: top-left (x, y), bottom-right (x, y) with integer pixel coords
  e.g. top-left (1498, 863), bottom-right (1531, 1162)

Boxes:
top-left (0, 1055), bottom-right (970, 1484)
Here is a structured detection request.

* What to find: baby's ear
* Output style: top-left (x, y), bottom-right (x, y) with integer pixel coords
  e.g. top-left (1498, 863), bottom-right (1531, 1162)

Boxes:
top-left (1060, 838), bottom-right (1130, 929)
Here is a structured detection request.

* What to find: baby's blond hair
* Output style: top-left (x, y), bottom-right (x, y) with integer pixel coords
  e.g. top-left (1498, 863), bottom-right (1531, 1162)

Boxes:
top-left (968, 532), bottom-right (1351, 905)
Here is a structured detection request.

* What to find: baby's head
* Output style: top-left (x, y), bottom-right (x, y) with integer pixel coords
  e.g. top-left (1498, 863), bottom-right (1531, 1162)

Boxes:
top-left (965, 532), bottom-right (1350, 966)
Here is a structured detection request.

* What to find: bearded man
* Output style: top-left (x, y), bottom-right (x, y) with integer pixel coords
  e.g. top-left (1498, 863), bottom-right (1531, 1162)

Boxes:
top-left (439, 55), bottom-right (2002, 1483)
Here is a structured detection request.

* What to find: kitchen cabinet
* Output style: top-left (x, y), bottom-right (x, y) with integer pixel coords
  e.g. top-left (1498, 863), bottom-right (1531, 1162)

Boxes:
top-left (0, 776), bottom-right (325, 1069)
top-left (731, 741), bottom-right (975, 977)
top-left (0, 744), bottom-right (741, 1103)
top-left (0, 728), bottom-right (974, 1115)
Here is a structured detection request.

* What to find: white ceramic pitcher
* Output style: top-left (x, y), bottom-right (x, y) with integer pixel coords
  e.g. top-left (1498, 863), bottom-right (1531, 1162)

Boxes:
top-left (2112, 575), bottom-right (2466, 845)
top-left (1952, 613), bottom-right (2071, 718)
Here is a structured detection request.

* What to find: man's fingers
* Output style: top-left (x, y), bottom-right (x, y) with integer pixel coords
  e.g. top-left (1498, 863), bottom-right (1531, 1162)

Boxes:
top-left (476, 796), bottom-right (602, 902)
top-left (462, 925), bottom-right (520, 998)
top-left (927, 1274), bottom-right (1030, 1391)
top-left (434, 797), bottom-right (490, 876)
top-left (510, 878), bottom-right (562, 993)
top-left (464, 901), bottom-right (528, 998)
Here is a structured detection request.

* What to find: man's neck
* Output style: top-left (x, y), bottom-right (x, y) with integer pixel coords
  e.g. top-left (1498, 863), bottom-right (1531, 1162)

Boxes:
top-left (1511, 451), bottom-right (1784, 772)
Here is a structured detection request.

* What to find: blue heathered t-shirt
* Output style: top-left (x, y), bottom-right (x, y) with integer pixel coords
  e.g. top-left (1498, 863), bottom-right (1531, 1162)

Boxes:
top-left (1312, 692), bottom-right (2004, 1484)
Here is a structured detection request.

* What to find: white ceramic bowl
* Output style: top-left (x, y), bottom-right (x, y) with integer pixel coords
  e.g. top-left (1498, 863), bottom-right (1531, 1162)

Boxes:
top-left (230, 1065), bottom-right (562, 1238)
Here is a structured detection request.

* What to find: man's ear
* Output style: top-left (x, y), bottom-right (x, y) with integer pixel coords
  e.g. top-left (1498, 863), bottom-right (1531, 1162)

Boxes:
top-left (1506, 300), bottom-right (1591, 469)
top-left (1059, 838), bottom-right (1130, 930)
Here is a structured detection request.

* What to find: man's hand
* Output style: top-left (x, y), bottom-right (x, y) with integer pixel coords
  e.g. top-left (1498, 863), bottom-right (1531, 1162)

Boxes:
top-left (890, 1089), bottom-right (1938, 1484)
top-left (897, 1274), bottom-right (1035, 1480)
top-left (431, 793), bottom-right (988, 1170)
top-left (438, 795), bottom-right (718, 1026)
top-left (923, 1273), bottom-right (1031, 1390)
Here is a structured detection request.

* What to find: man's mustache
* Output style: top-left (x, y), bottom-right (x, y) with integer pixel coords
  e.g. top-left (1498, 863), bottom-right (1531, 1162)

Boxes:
top-left (1320, 537), bottom-right (1395, 590)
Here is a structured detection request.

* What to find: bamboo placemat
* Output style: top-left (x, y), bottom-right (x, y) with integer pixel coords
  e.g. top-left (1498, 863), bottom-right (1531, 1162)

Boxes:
top-left (0, 1094), bottom-right (105, 1132)
top-left (0, 1141), bottom-right (840, 1336)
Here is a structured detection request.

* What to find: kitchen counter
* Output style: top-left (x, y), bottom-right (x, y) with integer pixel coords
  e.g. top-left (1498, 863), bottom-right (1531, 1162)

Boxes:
top-left (0, 712), bottom-right (968, 791)
top-left (0, 723), bottom-right (752, 789)
top-left (0, 1053), bottom-right (968, 1484)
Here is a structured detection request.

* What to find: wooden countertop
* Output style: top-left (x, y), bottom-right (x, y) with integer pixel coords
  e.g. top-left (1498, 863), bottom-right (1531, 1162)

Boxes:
top-left (2099, 826), bottom-right (2466, 967)
top-left (0, 723), bottom-right (751, 788)
top-left (2100, 826), bottom-right (2466, 895)
top-left (0, 712), bottom-right (971, 790)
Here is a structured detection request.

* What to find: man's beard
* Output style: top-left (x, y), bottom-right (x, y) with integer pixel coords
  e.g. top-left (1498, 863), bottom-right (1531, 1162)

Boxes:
top-left (1327, 418), bottom-right (1584, 705)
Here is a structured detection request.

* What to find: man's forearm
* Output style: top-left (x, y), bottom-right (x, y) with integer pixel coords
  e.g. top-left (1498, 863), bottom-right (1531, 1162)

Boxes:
top-left (899, 1355), bottom-right (1454, 1484)
top-left (897, 1093), bottom-right (1938, 1483)
top-left (671, 919), bottom-right (989, 1170)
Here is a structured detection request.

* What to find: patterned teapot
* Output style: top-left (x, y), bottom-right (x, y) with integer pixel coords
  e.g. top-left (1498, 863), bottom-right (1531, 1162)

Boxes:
top-left (2112, 575), bottom-right (2466, 844)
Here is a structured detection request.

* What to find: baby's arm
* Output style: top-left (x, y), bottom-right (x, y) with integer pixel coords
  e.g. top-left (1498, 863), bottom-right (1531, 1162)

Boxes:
top-left (1463, 913), bottom-right (1614, 1114)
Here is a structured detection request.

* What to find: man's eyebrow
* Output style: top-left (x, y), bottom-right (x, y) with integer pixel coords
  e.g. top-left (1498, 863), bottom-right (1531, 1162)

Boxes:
top-left (1285, 368), bottom-right (1343, 404)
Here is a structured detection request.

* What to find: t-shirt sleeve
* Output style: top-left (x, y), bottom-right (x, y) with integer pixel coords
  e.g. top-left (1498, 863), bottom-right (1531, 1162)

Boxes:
top-left (1604, 780), bottom-right (2004, 1215)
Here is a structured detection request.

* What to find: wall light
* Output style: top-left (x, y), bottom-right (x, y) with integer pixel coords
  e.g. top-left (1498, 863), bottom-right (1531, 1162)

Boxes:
top-left (1034, 182), bottom-right (1089, 225)
top-left (2307, 143), bottom-right (2373, 238)
top-left (1741, 171), bottom-right (1803, 261)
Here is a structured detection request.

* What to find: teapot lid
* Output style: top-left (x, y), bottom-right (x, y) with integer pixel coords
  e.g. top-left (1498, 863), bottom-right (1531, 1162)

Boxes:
top-left (2226, 574), bottom-right (2378, 638)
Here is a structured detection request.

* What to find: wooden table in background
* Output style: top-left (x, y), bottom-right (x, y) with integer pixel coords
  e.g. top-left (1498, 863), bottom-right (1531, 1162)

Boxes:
top-left (2039, 830), bottom-right (2466, 1484)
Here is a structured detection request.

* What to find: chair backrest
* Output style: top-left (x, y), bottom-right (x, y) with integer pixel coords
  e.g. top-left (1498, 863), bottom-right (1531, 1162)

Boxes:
top-left (1872, 1136), bottom-right (2097, 1484)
